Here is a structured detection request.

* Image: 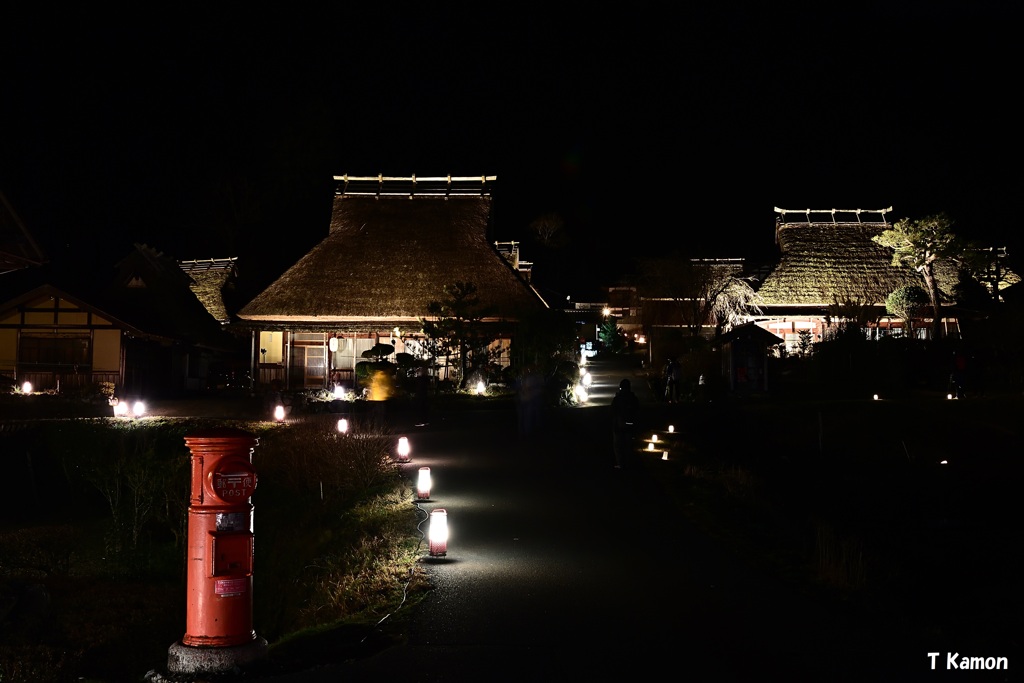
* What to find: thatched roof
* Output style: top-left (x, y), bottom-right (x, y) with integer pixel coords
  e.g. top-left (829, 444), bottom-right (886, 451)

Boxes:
top-left (757, 211), bottom-right (924, 306)
top-left (180, 257), bottom-right (237, 323)
top-left (238, 179), bottom-right (548, 327)
top-left (106, 244), bottom-right (237, 350)
top-left (0, 244), bottom-right (238, 351)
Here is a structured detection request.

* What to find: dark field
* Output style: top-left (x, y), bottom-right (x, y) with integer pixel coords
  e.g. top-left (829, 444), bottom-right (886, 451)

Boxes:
top-left (1, 388), bottom-right (1021, 680)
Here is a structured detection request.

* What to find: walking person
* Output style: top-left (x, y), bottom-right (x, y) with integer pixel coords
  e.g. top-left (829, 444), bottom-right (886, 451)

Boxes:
top-left (610, 378), bottom-right (640, 469)
top-left (664, 358), bottom-right (679, 403)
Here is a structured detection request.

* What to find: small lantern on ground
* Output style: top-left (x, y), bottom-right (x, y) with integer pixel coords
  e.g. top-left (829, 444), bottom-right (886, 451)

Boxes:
top-left (337, 418), bottom-right (349, 434)
top-left (397, 436), bottom-right (411, 462)
top-left (668, 425), bottom-right (675, 433)
top-left (21, 381), bottom-right (32, 395)
top-left (273, 405), bottom-right (285, 422)
top-left (132, 401), bottom-right (146, 418)
top-left (417, 467), bottom-right (431, 499)
top-left (429, 508), bottom-right (448, 556)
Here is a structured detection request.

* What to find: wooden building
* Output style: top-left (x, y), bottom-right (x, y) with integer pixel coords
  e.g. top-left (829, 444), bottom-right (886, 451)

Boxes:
top-left (752, 207), bottom-right (962, 351)
top-left (235, 175), bottom-right (550, 391)
top-left (0, 244), bottom-right (240, 397)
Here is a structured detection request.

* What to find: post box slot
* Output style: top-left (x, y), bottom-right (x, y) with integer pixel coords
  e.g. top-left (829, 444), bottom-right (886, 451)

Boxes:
top-left (210, 532), bottom-right (254, 577)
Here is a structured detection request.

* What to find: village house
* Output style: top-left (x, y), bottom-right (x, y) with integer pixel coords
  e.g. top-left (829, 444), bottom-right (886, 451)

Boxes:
top-left (753, 207), bottom-right (972, 351)
top-left (234, 175), bottom-right (550, 392)
top-left (0, 242), bottom-right (240, 398)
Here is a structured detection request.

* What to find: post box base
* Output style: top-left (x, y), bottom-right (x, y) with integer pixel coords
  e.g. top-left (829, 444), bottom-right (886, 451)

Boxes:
top-left (164, 636), bottom-right (268, 676)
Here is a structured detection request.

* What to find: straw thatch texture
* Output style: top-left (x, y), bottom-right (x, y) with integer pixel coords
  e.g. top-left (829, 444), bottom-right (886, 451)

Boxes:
top-left (180, 258), bottom-right (236, 323)
top-left (238, 194), bottom-right (546, 323)
top-left (757, 222), bottom-right (923, 306)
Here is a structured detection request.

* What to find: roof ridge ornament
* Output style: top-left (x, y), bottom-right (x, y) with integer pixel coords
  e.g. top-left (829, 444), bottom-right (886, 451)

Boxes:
top-left (774, 207), bottom-right (893, 224)
top-left (333, 175), bottom-right (497, 197)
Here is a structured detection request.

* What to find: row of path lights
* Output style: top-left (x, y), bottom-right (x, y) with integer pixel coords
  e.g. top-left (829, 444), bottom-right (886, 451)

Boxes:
top-left (394, 435), bottom-right (448, 557)
top-left (111, 397), bottom-right (146, 418)
top-left (643, 423), bottom-right (677, 461)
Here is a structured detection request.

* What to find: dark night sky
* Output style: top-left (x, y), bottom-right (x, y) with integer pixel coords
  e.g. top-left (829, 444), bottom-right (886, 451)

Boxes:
top-left (4, 4), bottom-right (1022, 302)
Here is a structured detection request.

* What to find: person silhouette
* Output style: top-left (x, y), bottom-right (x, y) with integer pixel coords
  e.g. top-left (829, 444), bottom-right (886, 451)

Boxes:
top-left (610, 378), bottom-right (640, 468)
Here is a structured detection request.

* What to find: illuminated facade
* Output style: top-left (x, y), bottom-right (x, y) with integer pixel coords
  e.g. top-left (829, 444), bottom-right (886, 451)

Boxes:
top-left (236, 175), bottom-right (549, 390)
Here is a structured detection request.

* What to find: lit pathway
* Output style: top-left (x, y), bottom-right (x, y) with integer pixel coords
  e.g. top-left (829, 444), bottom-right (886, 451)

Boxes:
top-left (268, 354), bottom-right (921, 681)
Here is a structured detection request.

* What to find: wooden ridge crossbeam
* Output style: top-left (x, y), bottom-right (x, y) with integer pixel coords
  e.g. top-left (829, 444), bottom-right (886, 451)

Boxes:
top-left (774, 207), bottom-right (893, 223)
top-left (334, 174), bottom-right (496, 197)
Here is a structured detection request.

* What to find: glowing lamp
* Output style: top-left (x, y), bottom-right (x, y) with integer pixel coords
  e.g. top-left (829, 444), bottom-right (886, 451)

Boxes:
top-left (873, 394), bottom-right (879, 401)
top-left (397, 436), bottom-right (411, 462)
top-left (428, 508), bottom-right (448, 556)
top-left (337, 418), bottom-right (349, 434)
top-left (582, 371), bottom-right (592, 387)
top-left (113, 400), bottom-right (129, 417)
top-left (328, 335), bottom-right (339, 353)
top-left (334, 384), bottom-right (345, 399)
top-left (132, 401), bottom-right (146, 418)
top-left (574, 384), bottom-right (589, 402)
top-left (647, 442), bottom-right (655, 451)
top-left (475, 381), bottom-right (485, 395)
top-left (946, 393), bottom-right (954, 400)
top-left (651, 434), bottom-right (658, 443)
top-left (417, 467), bottom-right (431, 499)
top-left (668, 425), bottom-right (675, 433)
top-left (662, 451), bottom-right (669, 461)
top-left (274, 405), bottom-right (285, 421)
top-left (21, 381), bottom-right (32, 395)
top-left (940, 460), bottom-right (948, 465)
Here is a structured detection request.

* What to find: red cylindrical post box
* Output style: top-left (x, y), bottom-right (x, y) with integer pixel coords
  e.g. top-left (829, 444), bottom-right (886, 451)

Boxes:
top-left (182, 427), bottom-right (259, 647)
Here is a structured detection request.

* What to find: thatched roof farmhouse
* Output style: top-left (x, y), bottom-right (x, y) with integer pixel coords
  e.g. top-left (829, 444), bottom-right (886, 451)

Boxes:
top-left (236, 175), bottom-right (549, 390)
top-left (746, 208), bottom-right (964, 348)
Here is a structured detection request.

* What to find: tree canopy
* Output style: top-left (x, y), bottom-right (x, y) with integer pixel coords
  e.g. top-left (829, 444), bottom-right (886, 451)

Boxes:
top-left (872, 212), bottom-right (963, 339)
top-left (637, 255), bottom-right (760, 338)
top-left (885, 284), bottom-right (929, 331)
top-left (421, 281), bottom-right (496, 388)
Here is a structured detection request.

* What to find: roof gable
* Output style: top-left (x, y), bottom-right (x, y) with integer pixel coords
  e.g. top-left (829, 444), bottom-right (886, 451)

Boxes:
top-left (239, 178), bottom-right (547, 324)
top-left (0, 191), bottom-right (46, 274)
